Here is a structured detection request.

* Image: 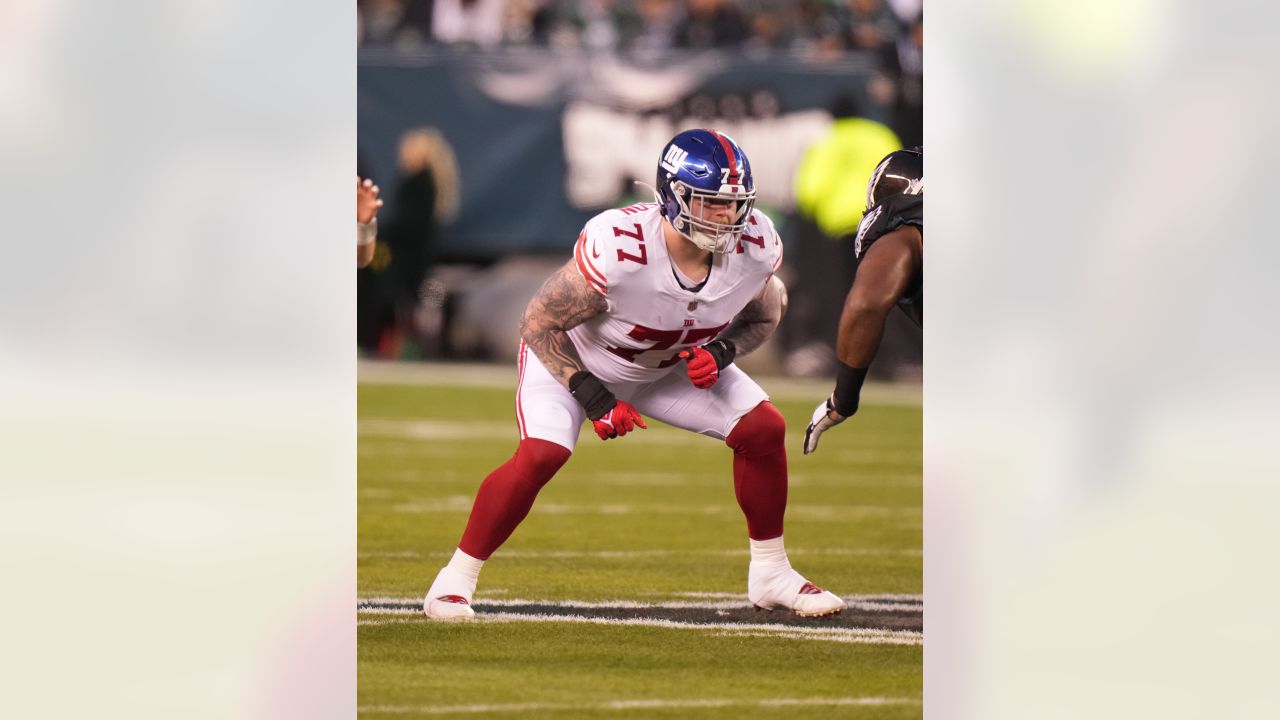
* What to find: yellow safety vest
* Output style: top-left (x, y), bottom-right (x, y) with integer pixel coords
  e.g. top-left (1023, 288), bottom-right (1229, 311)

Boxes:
top-left (794, 118), bottom-right (901, 238)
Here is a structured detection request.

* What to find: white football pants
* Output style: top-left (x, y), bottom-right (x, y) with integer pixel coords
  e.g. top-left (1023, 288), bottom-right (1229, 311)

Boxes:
top-left (514, 340), bottom-right (769, 452)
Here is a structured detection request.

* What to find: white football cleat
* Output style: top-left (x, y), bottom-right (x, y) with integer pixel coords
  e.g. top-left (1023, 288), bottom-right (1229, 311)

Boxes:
top-left (422, 566), bottom-right (477, 620)
top-left (748, 564), bottom-right (846, 618)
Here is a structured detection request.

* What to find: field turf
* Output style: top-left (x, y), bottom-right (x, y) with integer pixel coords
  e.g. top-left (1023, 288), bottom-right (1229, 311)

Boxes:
top-left (359, 363), bottom-right (921, 718)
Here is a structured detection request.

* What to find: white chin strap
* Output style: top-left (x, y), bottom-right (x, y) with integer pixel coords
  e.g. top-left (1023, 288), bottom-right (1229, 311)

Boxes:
top-left (688, 228), bottom-right (732, 254)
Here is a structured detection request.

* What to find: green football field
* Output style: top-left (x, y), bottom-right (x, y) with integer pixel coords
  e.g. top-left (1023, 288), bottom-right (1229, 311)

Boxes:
top-left (358, 363), bottom-right (922, 718)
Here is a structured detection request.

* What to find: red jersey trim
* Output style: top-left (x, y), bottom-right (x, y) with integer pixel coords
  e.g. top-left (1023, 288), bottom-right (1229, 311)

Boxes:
top-left (574, 231), bottom-right (607, 296)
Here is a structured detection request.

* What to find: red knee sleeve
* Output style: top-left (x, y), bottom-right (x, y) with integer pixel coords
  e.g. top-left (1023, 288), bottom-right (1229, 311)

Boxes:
top-left (458, 438), bottom-right (571, 560)
top-left (726, 401), bottom-right (787, 456)
top-left (725, 402), bottom-right (788, 540)
top-left (509, 437), bottom-right (572, 488)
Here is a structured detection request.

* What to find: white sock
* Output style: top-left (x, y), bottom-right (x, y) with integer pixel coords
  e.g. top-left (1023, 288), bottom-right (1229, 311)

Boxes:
top-left (447, 547), bottom-right (484, 583)
top-left (749, 536), bottom-right (789, 567)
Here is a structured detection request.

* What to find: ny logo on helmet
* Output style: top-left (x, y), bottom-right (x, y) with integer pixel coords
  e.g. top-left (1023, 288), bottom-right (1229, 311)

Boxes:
top-left (660, 145), bottom-right (689, 174)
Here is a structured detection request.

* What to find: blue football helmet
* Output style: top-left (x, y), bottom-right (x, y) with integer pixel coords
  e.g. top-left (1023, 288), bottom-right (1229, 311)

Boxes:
top-left (656, 129), bottom-right (757, 254)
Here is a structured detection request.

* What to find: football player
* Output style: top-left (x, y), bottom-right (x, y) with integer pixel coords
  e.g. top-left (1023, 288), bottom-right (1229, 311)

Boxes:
top-left (423, 129), bottom-right (846, 620)
top-left (803, 147), bottom-right (922, 454)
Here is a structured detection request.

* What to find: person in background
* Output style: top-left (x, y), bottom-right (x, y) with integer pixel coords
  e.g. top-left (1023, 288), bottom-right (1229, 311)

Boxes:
top-left (359, 0), bottom-right (432, 48)
top-left (675, 0), bottom-right (749, 49)
top-left (432, 0), bottom-right (508, 46)
top-left (374, 127), bottom-right (460, 358)
top-left (357, 176), bottom-right (382, 269)
top-left (785, 93), bottom-right (900, 374)
top-left (841, 0), bottom-right (903, 55)
top-left (631, 0), bottom-right (680, 51)
top-left (891, 13), bottom-right (922, 147)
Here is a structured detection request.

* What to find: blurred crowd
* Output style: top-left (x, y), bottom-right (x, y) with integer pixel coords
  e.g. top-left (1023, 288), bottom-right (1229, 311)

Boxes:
top-left (358, 0), bottom-right (923, 373)
top-left (359, 0), bottom-right (922, 61)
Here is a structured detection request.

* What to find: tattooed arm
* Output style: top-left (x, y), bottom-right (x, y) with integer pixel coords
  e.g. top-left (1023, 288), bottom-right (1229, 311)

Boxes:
top-left (717, 275), bottom-right (787, 358)
top-left (519, 259), bottom-right (610, 387)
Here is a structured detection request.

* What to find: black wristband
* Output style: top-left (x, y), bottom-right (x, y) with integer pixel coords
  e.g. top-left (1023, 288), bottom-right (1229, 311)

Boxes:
top-left (568, 371), bottom-right (617, 421)
top-left (704, 339), bottom-right (737, 369)
top-left (831, 361), bottom-right (868, 417)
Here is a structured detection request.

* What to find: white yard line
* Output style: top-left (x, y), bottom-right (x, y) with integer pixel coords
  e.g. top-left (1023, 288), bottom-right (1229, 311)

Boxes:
top-left (362, 421), bottom-right (722, 447)
top-left (359, 419), bottom-right (515, 441)
top-left (359, 696), bottom-right (919, 715)
top-left (359, 595), bottom-right (921, 606)
top-left (669, 591), bottom-right (922, 601)
top-left (359, 596), bottom-right (921, 612)
top-left (361, 420), bottom-right (921, 455)
top-left (385, 500), bottom-right (917, 517)
top-left (358, 547), bottom-right (921, 560)
top-left (358, 612), bottom-right (922, 646)
top-left (707, 630), bottom-right (912, 644)
top-left (357, 595), bottom-right (922, 644)
top-left (358, 360), bottom-right (921, 406)
top-left (358, 595), bottom-right (922, 635)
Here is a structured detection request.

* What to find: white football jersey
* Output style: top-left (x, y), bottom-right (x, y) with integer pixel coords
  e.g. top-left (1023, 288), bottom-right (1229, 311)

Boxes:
top-left (568, 202), bottom-right (784, 385)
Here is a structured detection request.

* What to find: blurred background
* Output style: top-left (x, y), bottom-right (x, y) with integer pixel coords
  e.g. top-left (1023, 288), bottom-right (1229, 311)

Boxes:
top-left (356, 0), bottom-right (923, 380)
top-left (5, 0), bottom-right (1280, 718)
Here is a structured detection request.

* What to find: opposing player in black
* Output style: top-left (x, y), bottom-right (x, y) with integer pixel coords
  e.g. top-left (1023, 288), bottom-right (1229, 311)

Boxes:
top-left (804, 147), bottom-right (922, 454)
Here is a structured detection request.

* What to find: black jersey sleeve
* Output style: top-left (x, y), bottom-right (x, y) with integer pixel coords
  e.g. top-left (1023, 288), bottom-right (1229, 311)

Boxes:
top-left (854, 192), bottom-right (923, 260)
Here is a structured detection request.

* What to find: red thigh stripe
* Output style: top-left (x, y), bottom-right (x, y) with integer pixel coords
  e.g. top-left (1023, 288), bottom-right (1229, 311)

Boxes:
top-left (515, 341), bottom-right (529, 438)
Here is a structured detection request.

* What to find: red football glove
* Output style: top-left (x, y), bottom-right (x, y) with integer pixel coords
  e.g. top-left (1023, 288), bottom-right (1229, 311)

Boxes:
top-left (592, 400), bottom-right (648, 440)
top-left (679, 346), bottom-right (720, 389)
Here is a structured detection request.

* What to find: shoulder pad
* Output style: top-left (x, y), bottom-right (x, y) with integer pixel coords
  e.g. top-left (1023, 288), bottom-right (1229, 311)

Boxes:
top-left (855, 193), bottom-right (922, 259)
